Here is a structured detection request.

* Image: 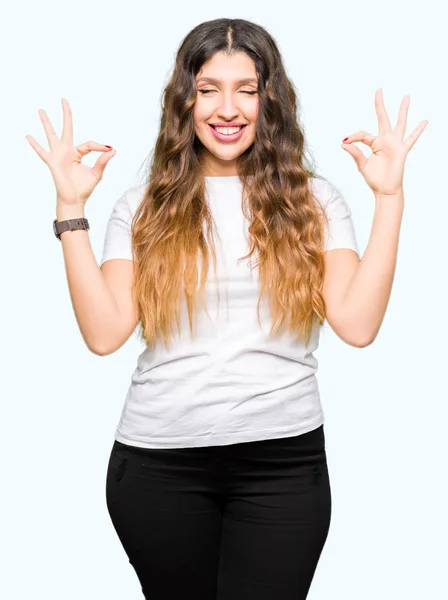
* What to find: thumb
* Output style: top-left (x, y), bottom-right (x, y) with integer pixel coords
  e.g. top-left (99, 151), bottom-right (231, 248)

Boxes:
top-left (92, 149), bottom-right (116, 180)
top-left (341, 143), bottom-right (367, 173)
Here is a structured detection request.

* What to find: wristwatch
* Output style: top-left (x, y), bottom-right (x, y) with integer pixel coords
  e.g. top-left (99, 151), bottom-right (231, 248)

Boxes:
top-left (53, 217), bottom-right (90, 240)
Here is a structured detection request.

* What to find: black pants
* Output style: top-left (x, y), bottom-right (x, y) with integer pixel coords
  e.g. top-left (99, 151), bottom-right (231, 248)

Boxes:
top-left (105, 424), bottom-right (331, 600)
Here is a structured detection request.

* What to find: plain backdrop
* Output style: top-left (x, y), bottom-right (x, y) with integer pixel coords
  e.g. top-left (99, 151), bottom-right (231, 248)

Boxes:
top-left (1, 0), bottom-right (447, 598)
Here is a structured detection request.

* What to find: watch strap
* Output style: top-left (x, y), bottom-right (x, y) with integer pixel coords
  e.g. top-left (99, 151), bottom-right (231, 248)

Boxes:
top-left (53, 217), bottom-right (90, 240)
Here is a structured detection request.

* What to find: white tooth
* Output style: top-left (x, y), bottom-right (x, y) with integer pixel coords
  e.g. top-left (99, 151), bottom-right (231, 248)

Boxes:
top-left (215, 126), bottom-right (242, 135)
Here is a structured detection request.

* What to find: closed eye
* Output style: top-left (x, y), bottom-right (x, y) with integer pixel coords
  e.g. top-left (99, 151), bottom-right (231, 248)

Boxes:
top-left (198, 89), bottom-right (257, 95)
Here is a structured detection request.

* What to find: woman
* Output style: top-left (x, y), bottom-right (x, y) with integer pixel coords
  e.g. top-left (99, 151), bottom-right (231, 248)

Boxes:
top-left (26, 17), bottom-right (427, 600)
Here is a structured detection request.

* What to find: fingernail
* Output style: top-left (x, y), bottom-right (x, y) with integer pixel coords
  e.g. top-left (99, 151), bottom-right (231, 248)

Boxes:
top-left (342, 137), bottom-right (349, 142)
top-left (105, 145), bottom-right (113, 149)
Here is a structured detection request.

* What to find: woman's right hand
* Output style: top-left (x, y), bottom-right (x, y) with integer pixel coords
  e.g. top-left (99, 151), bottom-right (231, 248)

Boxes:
top-left (25, 98), bottom-right (116, 207)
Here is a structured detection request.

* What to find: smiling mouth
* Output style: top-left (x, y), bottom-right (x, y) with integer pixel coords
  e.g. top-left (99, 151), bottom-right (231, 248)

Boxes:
top-left (208, 124), bottom-right (247, 133)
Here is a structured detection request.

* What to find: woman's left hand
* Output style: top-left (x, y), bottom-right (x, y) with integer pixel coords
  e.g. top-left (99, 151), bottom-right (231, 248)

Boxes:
top-left (341, 88), bottom-right (429, 196)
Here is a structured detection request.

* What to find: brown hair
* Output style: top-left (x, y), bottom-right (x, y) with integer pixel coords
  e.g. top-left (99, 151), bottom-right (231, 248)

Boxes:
top-left (131, 18), bottom-right (329, 349)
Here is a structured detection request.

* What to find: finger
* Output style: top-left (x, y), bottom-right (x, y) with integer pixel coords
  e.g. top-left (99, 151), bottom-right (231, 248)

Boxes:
top-left (343, 131), bottom-right (376, 147)
top-left (38, 108), bottom-right (59, 151)
top-left (76, 141), bottom-right (115, 156)
top-left (91, 149), bottom-right (116, 181)
top-left (341, 142), bottom-right (368, 173)
top-left (25, 134), bottom-right (51, 163)
top-left (404, 120), bottom-right (429, 152)
top-left (61, 98), bottom-right (74, 145)
top-left (394, 95), bottom-right (410, 140)
top-left (375, 88), bottom-right (392, 135)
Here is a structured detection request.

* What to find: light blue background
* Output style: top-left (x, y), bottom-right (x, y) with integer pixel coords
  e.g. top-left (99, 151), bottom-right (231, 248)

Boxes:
top-left (2, 0), bottom-right (447, 598)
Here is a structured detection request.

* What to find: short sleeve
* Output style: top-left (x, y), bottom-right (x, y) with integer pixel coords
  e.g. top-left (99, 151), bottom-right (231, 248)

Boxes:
top-left (323, 181), bottom-right (359, 254)
top-left (100, 192), bottom-right (134, 265)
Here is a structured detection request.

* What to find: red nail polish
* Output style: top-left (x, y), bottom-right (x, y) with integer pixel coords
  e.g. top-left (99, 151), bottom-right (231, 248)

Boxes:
top-left (342, 137), bottom-right (349, 142)
top-left (105, 145), bottom-right (113, 149)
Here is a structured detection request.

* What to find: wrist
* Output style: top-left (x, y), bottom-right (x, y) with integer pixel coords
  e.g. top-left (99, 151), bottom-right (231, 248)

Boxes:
top-left (374, 191), bottom-right (405, 216)
top-left (56, 202), bottom-right (86, 221)
top-left (374, 188), bottom-right (405, 204)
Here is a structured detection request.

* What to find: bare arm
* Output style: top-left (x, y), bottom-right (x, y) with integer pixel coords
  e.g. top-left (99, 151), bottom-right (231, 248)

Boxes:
top-left (326, 87), bottom-right (428, 346)
top-left (57, 203), bottom-right (138, 355)
top-left (26, 98), bottom-right (138, 355)
top-left (338, 192), bottom-right (404, 345)
top-left (323, 192), bottom-right (404, 347)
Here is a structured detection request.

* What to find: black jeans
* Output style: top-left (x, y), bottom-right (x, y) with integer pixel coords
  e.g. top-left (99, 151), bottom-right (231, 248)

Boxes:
top-left (105, 424), bottom-right (331, 600)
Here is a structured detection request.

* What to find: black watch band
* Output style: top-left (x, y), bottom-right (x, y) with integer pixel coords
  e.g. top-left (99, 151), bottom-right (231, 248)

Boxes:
top-left (53, 217), bottom-right (90, 240)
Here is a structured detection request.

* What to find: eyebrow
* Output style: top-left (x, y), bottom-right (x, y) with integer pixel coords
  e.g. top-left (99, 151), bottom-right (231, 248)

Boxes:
top-left (196, 77), bottom-right (258, 85)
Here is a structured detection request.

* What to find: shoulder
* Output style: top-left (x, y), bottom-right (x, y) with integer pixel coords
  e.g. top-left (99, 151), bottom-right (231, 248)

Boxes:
top-left (122, 183), bottom-right (147, 216)
top-left (309, 175), bottom-right (353, 220)
top-left (107, 184), bottom-right (146, 223)
top-left (308, 175), bottom-right (343, 209)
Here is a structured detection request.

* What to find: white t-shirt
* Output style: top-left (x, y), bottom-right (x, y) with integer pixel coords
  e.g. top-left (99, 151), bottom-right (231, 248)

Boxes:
top-left (101, 175), bottom-right (359, 449)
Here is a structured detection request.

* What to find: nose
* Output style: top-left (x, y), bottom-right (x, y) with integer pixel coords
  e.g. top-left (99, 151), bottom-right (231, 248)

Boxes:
top-left (216, 91), bottom-right (241, 121)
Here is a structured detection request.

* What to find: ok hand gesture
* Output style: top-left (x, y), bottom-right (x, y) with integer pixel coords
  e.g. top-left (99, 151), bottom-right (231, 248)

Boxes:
top-left (341, 88), bottom-right (429, 196)
top-left (26, 98), bottom-right (116, 206)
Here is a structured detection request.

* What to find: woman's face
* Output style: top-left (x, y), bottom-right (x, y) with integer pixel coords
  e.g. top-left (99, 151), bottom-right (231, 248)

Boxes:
top-left (193, 51), bottom-right (259, 176)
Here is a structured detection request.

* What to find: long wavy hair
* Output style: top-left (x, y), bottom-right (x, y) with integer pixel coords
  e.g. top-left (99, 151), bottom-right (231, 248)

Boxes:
top-left (131, 18), bottom-right (330, 350)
